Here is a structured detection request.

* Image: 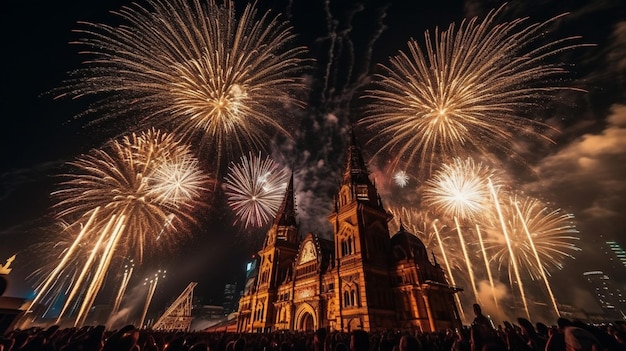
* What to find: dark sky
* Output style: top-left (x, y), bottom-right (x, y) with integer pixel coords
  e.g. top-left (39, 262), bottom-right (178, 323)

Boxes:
top-left (1, 0), bottom-right (625, 324)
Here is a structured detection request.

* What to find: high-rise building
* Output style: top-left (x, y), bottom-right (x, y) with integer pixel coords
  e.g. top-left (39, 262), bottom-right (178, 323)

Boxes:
top-left (583, 271), bottom-right (626, 321)
top-left (236, 134), bottom-right (462, 333)
top-left (223, 283), bottom-right (238, 315)
top-left (605, 240), bottom-right (626, 270)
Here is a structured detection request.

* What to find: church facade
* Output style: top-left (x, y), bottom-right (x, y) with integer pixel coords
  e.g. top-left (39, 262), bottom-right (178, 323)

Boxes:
top-left (236, 136), bottom-right (462, 333)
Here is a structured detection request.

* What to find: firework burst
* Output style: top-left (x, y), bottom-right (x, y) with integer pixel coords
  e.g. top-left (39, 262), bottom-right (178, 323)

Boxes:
top-left (225, 152), bottom-right (290, 228)
top-left (53, 129), bottom-right (209, 255)
top-left (423, 158), bottom-right (501, 221)
top-left (392, 170), bottom-right (410, 188)
top-left (360, 5), bottom-right (586, 174)
top-left (56, 0), bottom-right (309, 167)
top-left (484, 195), bottom-right (580, 280)
top-left (29, 129), bottom-right (209, 327)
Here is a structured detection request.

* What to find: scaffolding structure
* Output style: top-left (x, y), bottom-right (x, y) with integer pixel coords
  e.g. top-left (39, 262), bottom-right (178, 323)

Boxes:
top-left (151, 282), bottom-right (197, 331)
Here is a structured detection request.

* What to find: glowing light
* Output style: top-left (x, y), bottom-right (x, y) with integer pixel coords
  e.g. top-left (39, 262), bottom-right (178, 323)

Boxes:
top-left (360, 5), bottom-right (586, 173)
top-left (28, 129), bottom-right (209, 327)
top-left (485, 195), bottom-right (580, 280)
top-left (150, 157), bottom-right (208, 206)
top-left (225, 152), bottom-right (290, 228)
top-left (393, 170), bottom-right (410, 187)
top-left (108, 259), bottom-right (134, 328)
top-left (488, 179), bottom-right (530, 319)
top-left (56, 0), bottom-right (309, 167)
top-left (140, 270), bottom-right (167, 328)
top-left (423, 157), bottom-right (499, 221)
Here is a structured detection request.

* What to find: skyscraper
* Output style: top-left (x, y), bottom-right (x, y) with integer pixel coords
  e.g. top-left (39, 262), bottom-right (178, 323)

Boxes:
top-left (223, 283), bottom-right (238, 315)
top-left (605, 240), bottom-right (626, 270)
top-left (583, 271), bottom-right (626, 321)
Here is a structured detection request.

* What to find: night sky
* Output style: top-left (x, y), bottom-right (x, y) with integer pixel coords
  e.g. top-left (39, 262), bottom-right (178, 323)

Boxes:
top-left (1, 0), bottom-right (625, 324)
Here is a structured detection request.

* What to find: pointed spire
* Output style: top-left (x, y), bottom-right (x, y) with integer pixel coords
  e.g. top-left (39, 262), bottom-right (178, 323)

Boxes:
top-left (273, 173), bottom-right (297, 227)
top-left (342, 129), bottom-right (372, 186)
top-left (431, 251), bottom-right (438, 265)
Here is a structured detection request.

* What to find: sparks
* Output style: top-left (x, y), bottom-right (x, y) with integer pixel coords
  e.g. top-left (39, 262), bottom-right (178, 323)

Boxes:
top-left (360, 5), bottom-right (587, 174)
top-left (225, 152), bottom-right (290, 228)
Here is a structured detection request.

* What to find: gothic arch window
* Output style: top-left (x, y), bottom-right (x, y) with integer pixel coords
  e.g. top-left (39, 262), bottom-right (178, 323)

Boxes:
top-left (343, 284), bottom-right (359, 307)
top-left (255, 302), bottom-right (265, 321)
top-left (347, 237), bottom-right (353, 254)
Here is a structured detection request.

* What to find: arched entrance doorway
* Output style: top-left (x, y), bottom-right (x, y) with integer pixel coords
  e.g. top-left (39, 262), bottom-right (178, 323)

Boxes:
top-left (294, 303), bottom-right (317, 331)
top-left (300, 312), bottom-right (314, 331)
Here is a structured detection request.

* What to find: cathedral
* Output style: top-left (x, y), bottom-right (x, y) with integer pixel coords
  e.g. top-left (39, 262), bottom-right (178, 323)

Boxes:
top-left (236, 135), bottom-right (462, 333)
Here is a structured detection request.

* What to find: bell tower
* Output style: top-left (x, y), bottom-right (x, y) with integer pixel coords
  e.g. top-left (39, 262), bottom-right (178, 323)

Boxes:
top-left (246, 174), bottom-right (299, 332)
top-left (328, 131), bottom-right (396, 331)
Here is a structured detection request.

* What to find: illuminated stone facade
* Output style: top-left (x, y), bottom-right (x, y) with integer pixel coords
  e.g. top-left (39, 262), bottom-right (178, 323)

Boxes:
top-left (236, 136), bottom-right (462, 333)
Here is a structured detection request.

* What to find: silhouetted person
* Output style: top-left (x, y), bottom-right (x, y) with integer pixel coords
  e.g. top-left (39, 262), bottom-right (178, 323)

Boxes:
top-left (517, 317), bottom-right (546, 350)
top-left (563, 325), bottom-right (602, 351)
top-left (472, 304), bottom-right (491, 329)
top-left (470, 304), bottom-right (497, 351)
top-left (189, 342), bottom-right (210, 351)
top-left (103, 325), bottom-right (139, 351)
top-left (399, 335), bottom-right (421, 351)
top-left (314, 328), bottom-right (329, 351)
top-left (350, 330), bottom-right (369, 351)
top-left (535, 322), bottom-right (549, 338)
top-left (234, 337), bottom-right (246, 351)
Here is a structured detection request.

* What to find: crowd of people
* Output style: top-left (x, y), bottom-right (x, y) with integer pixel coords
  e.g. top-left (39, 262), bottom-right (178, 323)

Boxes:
top-left (2, 304), bottom-right (626, 351)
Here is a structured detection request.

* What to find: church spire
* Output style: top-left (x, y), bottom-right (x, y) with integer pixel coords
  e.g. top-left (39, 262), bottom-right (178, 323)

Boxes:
top-left (264, 173), bottom-right (298, 248)
top-left (333, 129), bottom-right (385, 211)
top-left (273, 173), bottom-right (297, 228)
top-left (342, 129), bottom-right (372, 186)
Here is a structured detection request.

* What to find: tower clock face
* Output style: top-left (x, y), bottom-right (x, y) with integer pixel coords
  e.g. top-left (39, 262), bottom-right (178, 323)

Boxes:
top-left (299, 241), bottom-right (317, 264)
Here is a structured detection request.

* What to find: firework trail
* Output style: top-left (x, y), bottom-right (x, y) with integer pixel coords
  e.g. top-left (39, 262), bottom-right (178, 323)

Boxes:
top-left (225, 152), bottom-right (290, 228)
top-left (514, 200), bottom-right (558, 318)
top-left (26, 221), bottom-right (88, 320)
top-left (475, 224), bottom-right (499, 310)
top-left (484, 195), bottom-right (580, 281)
top-left (139, 270), bottom-right (166, 328)
top-left (488, 179), bottom-right (530, 319)
top-left (317, 1), bottom-right (389, 111)
top-left (361, 5), bottom-right (588, 175)
top-left (423, 158), bottom-right (503, 310)
top-left (56, 0), bottom-right (309, 169)
top-left (108, 259), bottom-right (134, 328)
top-left (27, 129), bottom-right (209, 327)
